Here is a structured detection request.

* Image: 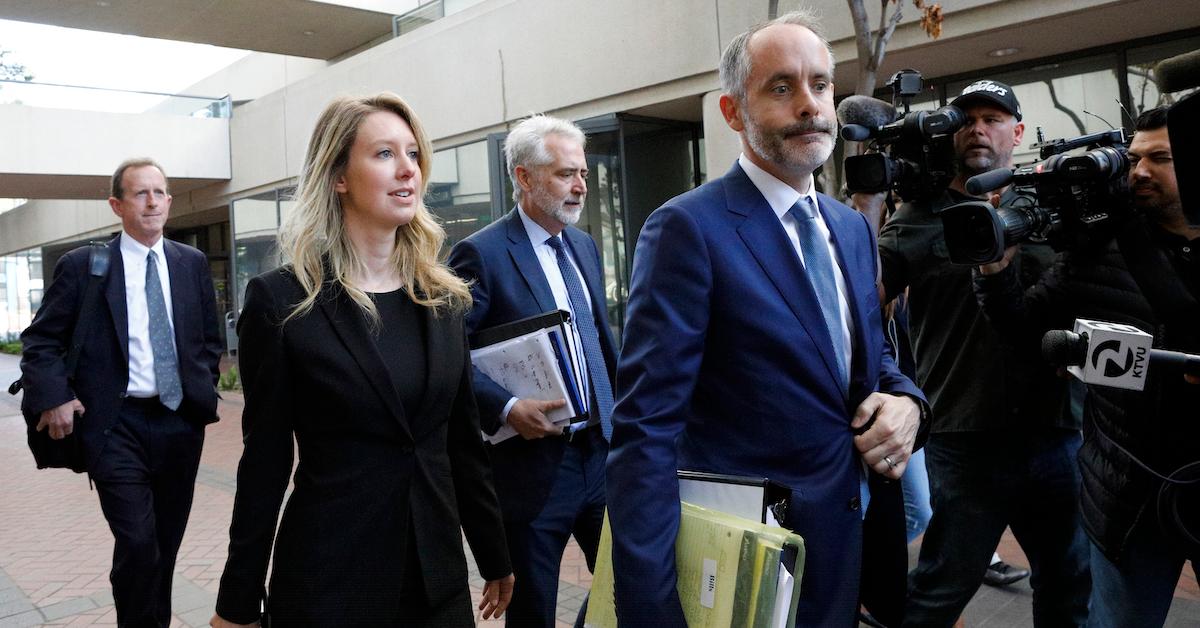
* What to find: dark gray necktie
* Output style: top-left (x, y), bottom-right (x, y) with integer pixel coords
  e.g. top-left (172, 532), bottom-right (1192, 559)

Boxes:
top-left (788, 197), bottom-right (849, 394)
top-left (546, 236), bottom-right (613, 441)
top-left (146, 250), bottom-right (183, 410)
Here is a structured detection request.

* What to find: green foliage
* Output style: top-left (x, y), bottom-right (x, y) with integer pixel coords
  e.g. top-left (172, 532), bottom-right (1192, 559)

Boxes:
top-left (218, 365), bottom-right (241, 391)
top-left (0, 341), bottom-right (21, 355)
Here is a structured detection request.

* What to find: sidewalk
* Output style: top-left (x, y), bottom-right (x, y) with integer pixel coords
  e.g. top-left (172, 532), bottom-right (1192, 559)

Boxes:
top-left (0, 352), bottom-right (1196, 627)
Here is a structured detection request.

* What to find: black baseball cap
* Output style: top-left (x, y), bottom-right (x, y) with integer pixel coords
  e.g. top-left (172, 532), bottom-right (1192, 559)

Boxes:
top-left (951, 79), bottom-right (1022, 121)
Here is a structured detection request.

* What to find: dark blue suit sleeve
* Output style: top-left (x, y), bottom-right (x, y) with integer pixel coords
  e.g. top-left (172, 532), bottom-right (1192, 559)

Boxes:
top-left (194, 250), bottom-right (223, 386)
top-left (446, 239), bottom-right (516, 434)
top-left (18, 250), bottom-right (86, 416)
top-left (858, 211), bottom-right (930, 435)
top-left (863, 212), bottom-right (922, 398)
top-left (606, 205), bottom-right (711, 627)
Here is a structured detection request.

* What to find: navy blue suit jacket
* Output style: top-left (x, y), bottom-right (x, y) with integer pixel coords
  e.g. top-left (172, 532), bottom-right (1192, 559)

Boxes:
top-left (20, 236), bottom-right (222, 472)
top-left (447, 208), bottom-right (618, 522)
top-left (606, 163), bottom-right (925, 626)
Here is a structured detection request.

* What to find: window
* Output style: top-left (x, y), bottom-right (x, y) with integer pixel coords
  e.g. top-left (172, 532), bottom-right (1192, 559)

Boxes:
top-left (428, 140), bottom-right (493, 249)
top-left (1126, 36), bottom-right (1200, 116)
top-left (231, 189), bottom-right (285, 313)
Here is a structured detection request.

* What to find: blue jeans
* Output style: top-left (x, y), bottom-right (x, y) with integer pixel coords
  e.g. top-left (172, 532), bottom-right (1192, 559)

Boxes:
top-left (1087, 526), bottom-right (1196, 627)
top-left (904, 430), bottom-right (1091, 627)
top-left (901, 447), bottom-right (933, 543)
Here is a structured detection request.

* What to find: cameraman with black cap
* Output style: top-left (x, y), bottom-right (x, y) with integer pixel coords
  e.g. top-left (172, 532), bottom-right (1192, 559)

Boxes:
top-left (860, 79), bottom-right (1090, 627)
top-left (974, 105), bottom-right (1199, 627)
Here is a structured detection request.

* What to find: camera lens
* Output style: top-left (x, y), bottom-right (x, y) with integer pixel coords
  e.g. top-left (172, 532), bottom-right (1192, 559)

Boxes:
top-left (1060, 147), bottom-right (1128, 182)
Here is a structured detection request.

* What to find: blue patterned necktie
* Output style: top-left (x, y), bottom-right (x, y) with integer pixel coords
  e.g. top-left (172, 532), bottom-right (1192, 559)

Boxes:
top-left (145, 250), bottom-right (183, 410)
top-left (546, 236), bottom-right (613, 441)
top-left (788, 197), bottom-right (849, 394)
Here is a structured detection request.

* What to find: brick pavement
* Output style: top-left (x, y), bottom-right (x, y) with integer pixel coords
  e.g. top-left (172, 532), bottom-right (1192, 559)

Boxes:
top-left (1, 352), bottom-right (1197, 627)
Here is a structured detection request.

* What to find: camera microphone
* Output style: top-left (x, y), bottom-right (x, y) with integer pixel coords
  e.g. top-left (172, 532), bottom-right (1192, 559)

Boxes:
top-left (841, 124), bottom-right (873, 141)
top-left (836, 95), bottom-right (897, 137)
top-left (964, 167), bottom-right (1014, 196)
top-left (1042, 321), bottom-right (1200, 391)
top-left (1155, 49), bottom-right (1200, 93)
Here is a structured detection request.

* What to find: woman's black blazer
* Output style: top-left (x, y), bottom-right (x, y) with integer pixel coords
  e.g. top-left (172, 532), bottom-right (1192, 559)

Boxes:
top-left (215, 267), bottom-right (511, 625)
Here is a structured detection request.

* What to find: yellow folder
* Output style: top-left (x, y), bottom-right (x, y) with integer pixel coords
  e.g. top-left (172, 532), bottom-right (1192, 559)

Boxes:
top-left (585, 502), bottom-right (805, 627)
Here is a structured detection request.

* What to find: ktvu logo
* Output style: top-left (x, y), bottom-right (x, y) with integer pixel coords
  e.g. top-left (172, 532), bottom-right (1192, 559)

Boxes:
top-left (1090, 339), bottom-right (1147, 378)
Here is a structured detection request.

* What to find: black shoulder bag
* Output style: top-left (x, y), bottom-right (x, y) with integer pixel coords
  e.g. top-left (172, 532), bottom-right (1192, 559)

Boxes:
top-left (7, 243), bottom-right (111, 473)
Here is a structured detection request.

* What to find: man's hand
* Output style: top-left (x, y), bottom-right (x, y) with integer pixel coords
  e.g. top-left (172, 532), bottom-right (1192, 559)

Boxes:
top-left (209, 615), bottom-right (259, 628)
top-left (479, 573), bottom-right (515, 620)
top-left (851, 392), bottom-right (920, 480)
top-left (506, 398), bottom-right (566, 439)
top-left (36, 399), bottom-right (84, 440)
top-left (1186, 374), bottom-right (1199, 385)
top-left (978, 244), bottom-right (1018, 275)
top-left (850, 191), bottom-right (889, 232)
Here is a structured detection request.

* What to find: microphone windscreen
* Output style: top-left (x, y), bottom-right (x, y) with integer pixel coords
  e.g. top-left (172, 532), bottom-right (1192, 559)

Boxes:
top-left (1155, 49), bottom-right (1200, 93)
top-left (836, 95), bottom-right (896, 130)
top-left (840, 124), bottom-right (873, 142)
top-left (965, 168), bottom-right (1014, 196)
top-left (1042, 330), bottom-right (1085, 367)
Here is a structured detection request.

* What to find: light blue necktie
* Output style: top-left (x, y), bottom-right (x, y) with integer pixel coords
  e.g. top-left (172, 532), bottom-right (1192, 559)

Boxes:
top-left (146, 250), bottom-right (183, 410)
top-left (546, 236), bottom-right (613, 442)
top-left (788, 197), bottom-right (849, 394)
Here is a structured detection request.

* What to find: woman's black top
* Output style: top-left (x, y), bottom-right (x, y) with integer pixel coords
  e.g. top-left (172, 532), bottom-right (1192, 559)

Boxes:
top-left (370, 288), bottom-right (427, 419)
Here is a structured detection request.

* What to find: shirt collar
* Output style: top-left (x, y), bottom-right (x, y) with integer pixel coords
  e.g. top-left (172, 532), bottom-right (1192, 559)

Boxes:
top-left (120, 231), bottom-right (165, 261)
top-left (738, 153), bottom-right (819, 220)
top-left (517, 205), bottom-right (559, 247)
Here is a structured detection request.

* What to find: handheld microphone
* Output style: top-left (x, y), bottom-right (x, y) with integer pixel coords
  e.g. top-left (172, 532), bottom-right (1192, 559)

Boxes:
top-left (965, 168), bottom-right (1014, 196)
top-left (836, 95), bottom-right (897, 135)
top-left (1041, 320), bottom-right (1200, 391)
top-left (1155, 49), bottom-right (1200, 93)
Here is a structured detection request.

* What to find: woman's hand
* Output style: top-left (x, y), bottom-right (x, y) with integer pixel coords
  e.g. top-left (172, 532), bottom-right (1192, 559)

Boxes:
top-left (210, 614), bottom-right (259, 628)
top-left (479, 573), bottom-right (516, 620)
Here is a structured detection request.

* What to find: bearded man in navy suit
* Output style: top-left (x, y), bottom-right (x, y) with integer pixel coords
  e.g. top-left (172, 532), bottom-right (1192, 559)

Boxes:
top-left (605, 10), bottom-right (928, 626)
top-left (448, 115), bottom-right (616, 628)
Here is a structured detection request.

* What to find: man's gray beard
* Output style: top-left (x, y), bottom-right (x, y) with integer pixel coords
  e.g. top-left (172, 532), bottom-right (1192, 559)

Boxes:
top-left (552, 204), bottom-right (582, 225)
top-left (529, 186), bottom-right (583, 226)
top-left (745, 119), bottom-right (834, 174)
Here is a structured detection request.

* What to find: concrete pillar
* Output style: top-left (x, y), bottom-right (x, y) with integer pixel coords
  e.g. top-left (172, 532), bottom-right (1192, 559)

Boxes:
top-left (702, 89), bottom-right (742, 182)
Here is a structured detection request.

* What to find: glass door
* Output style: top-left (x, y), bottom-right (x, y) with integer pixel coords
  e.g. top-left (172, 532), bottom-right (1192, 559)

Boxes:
top-left (488, 114), bottom-right (702, 343)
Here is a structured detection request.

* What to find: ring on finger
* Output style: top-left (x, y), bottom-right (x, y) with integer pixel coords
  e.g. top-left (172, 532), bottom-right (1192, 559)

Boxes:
top-left (883, 454), bottom-right (897, 470)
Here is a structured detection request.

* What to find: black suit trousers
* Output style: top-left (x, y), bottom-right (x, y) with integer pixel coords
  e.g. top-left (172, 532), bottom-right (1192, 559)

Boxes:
top-left (91, 399), bottom-right (204, 628)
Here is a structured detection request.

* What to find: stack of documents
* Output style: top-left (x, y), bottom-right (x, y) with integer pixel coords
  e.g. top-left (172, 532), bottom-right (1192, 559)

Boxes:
top-left (468, 311), bottom-right (584, 444)
top-left (585, 502), bottom-right (805, 628)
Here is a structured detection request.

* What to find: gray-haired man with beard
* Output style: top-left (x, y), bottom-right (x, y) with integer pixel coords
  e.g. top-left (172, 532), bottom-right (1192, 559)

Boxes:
top-left (448, 115), bottom-right (616, 628)
top-left (864, 80), bottom-right (1091, 626)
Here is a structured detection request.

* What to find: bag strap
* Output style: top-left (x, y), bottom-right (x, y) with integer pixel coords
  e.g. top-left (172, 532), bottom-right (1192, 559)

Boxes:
top-left (63, 243), bottom-right (111, 379)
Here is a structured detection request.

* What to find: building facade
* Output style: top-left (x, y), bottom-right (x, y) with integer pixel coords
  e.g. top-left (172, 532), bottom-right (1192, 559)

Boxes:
top-left (1, 0), bottom-right (1197, 342)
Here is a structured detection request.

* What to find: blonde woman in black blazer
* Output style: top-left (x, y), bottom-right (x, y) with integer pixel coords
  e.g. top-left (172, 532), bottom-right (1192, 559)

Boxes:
top-left (211, 93), bottom-right (514, 627)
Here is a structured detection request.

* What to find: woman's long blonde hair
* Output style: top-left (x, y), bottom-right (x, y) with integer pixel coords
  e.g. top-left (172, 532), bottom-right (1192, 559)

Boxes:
top-left (280, 92), bottom-right (471, 323)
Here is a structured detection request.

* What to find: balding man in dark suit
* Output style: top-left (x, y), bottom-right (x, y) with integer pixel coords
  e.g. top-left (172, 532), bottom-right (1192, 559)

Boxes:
top-left (20, 158), bottom-right (221, 627)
